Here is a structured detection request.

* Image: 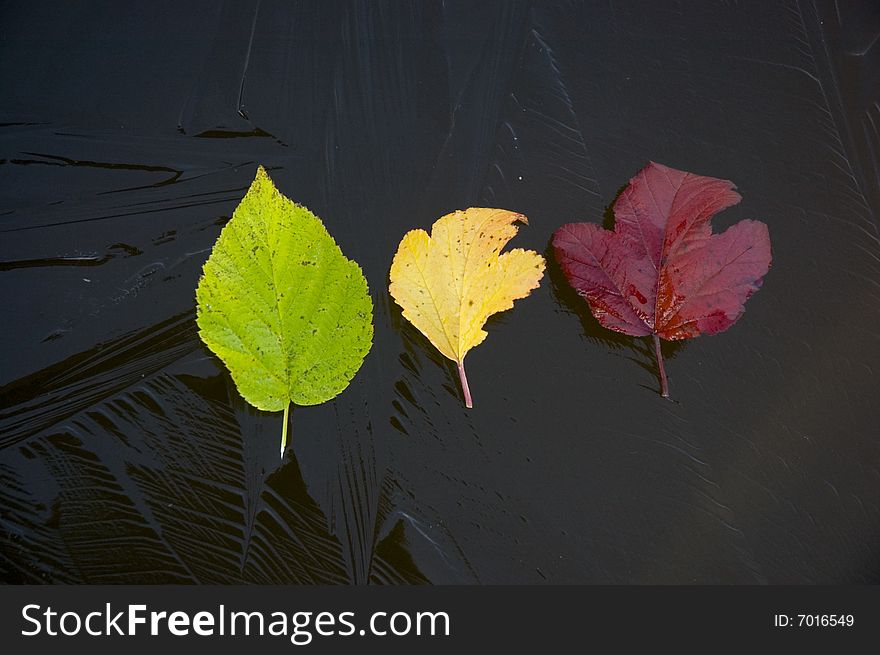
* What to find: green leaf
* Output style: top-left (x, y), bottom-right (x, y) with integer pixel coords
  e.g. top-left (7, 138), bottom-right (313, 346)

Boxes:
top-left (196, 166), bottom-right (373, 456)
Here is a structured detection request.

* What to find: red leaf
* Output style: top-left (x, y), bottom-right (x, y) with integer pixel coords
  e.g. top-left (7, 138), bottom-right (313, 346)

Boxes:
top-left (552, 161), bottom-right (772, 396)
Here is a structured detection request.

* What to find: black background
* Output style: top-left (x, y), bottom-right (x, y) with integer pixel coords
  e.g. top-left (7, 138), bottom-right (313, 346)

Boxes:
top-left (2, 1), bottom-right (879, 584)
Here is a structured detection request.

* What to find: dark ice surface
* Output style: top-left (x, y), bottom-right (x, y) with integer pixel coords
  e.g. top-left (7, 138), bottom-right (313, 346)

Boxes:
top-left (2, 1), bottom-right (879, 583)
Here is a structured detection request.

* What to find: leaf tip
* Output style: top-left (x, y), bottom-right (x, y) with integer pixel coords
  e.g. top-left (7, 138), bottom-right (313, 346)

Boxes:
top-left (253, 164), bottom-right (276, 191)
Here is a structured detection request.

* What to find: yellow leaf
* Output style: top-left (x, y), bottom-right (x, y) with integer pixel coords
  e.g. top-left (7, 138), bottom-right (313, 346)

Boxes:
top-left (389, 207), bottom-right (546, 407)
